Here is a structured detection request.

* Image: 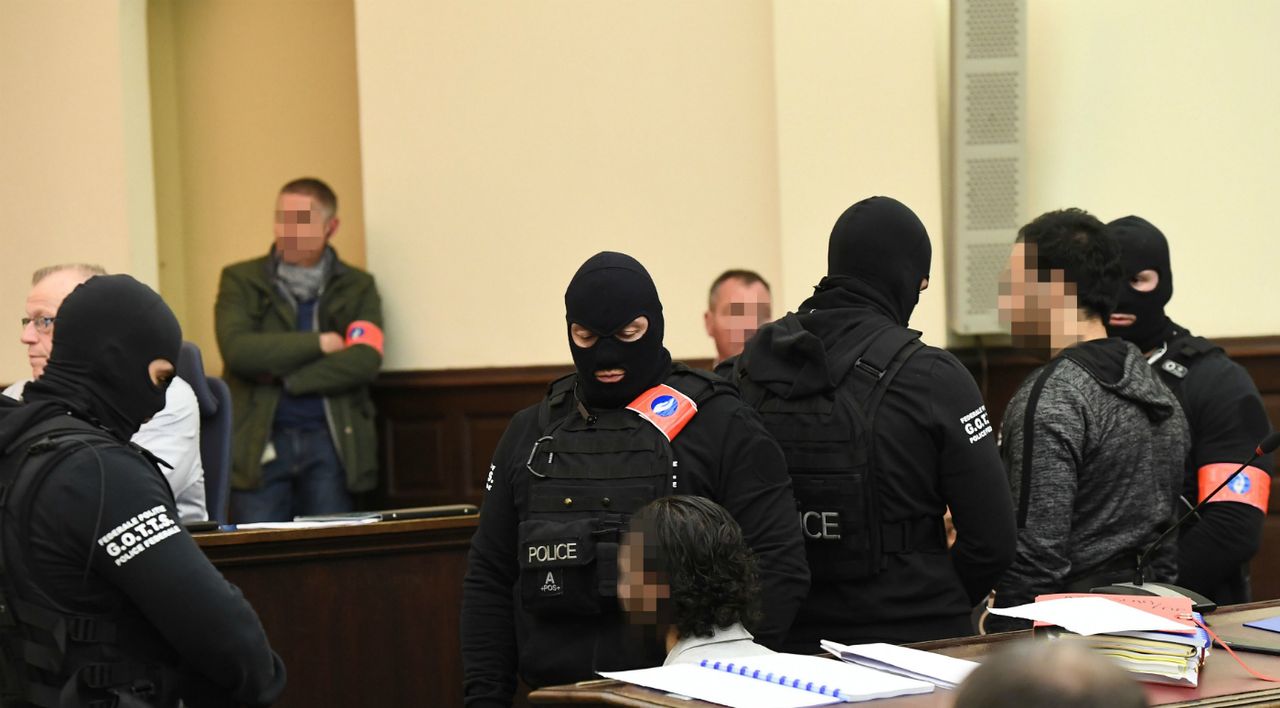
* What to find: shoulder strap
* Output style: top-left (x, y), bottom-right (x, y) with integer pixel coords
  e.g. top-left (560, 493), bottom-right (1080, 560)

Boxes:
top-left (1157, 335), bottom-right (1223, 383)
top-left (666, 363), bottom-right (735, 405)
top-left (537, 373), bottom-right (578, 429)
top-left (1016, 357), bottom-right (1067, 529)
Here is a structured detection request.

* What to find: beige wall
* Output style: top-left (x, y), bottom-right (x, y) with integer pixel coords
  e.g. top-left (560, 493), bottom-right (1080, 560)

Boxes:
top-left (772, 1), bottom-right (950, 348)
top-left (0, 0), bottom-right (156, 384)
top-left (149, 0), bottom-right (367, 375)
top-left (355, 0), bottom-right (783, 371)
top-left (1024, 0), bottom-right (1280, 338)
top-left (4, 1), bottom-right (1276, 384)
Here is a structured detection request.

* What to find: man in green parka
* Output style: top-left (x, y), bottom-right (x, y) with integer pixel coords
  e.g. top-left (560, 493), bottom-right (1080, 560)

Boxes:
top-left (215, 177), bottom-right (384, 522)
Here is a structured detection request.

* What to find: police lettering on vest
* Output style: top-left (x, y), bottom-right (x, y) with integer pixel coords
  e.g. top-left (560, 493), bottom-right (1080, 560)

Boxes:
top-left (801, 510), bottom-right (842, 540)
top-left (528, 541), bottom-right (579, 565)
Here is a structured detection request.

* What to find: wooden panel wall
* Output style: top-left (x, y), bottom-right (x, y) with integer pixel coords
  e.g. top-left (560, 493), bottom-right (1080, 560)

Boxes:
top-left (370, 339), bottom-right (1280, 598)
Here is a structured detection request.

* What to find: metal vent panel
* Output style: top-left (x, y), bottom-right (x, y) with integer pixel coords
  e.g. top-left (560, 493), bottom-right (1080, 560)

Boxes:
top-left (949, 0), bottom-right (1027, 336)
top-left (965, 72), bottom-right (1020, 145)
top-left (965, 157), bottom-right (1019, 230)
top-left (964, 242), bottom-right (1013, 316)
top-left (965, 0), bottom-right (1020, 59)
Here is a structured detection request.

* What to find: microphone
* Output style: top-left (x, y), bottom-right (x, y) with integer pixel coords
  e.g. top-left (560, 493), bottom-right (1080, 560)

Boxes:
top-left (1132, 431), bottom-right (1280, 586)
top-left (1091, 432), bottom-right (1280, 612)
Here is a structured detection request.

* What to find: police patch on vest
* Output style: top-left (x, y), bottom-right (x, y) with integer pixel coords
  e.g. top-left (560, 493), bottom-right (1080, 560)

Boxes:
top-left (627, 384), bottom-right (698, 441)
top-left (526, 540), bottom-right (580, 566)
top-left (538, 569), bottom-right (564, 597)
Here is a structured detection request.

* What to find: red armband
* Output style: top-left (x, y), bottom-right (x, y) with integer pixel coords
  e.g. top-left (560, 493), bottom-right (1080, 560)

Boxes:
top-left (627, 384), bottom-right (698, 441)
top-left (345, 320), bottom-right (384, 355)
top-left (1198, 463), bottom-right (1271, 513)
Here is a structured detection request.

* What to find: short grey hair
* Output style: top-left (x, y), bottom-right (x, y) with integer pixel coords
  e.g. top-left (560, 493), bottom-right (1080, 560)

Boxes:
top-left (31, 263), bottom-right (107, 286)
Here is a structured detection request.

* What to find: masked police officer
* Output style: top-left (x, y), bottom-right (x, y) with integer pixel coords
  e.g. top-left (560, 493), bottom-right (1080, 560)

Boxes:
top-left (1104, 215), bottom-right (1274, 604)
top-left (0, 275), bottom-right (285, 707)
top-left (461, 252), bottom-right (808, 706)
top-left (728, 196), bottom-right (1016, 648)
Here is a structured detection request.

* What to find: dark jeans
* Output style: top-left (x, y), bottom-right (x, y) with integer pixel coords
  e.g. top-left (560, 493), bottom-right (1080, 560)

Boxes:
top-left (231, 427), bottom-right (353, 522)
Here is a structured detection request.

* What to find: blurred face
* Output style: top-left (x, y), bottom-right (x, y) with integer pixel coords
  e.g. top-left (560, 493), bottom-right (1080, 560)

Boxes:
top-left (617, 531), bottom-right (669, 625)
top-left (704, 279), bottom-right (772, 362)
top-left (998, 242), bottom-right (1079, 352)
top-left (274, 192), bottom-right (337, 266)
top-left (21, 269), bottom-right (90, 379)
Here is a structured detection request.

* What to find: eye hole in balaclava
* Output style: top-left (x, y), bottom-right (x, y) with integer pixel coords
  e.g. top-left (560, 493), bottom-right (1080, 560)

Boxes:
top-left (1103, 215), bottom-right (1174, 353)
top-left (24, 275), bottom-right (183, 440)
top-left (825, 196), bottom-right (932, 326)
top-left (564, 252), bottom-right (670, 409)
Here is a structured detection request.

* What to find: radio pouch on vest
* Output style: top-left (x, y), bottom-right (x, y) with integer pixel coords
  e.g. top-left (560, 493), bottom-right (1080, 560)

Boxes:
top-left (737, 316), bottom-right (924, 582)
top-left (0, 416), bottom-right (175, 708)
top-left (518, 365), bottom-right (727, 617)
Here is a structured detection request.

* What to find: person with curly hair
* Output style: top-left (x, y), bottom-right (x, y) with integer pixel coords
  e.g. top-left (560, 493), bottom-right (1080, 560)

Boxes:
top-left (617, 495), bottom-right (775, 665)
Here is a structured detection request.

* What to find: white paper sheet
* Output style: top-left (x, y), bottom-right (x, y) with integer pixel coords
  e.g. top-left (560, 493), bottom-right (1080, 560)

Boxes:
top-left (987, 597), bottom-right (1191, 636)
top-left (601, 653), bottom-right (933, 706)
top-left (599, 665), bottom-right (841, 708)
top-left (821, 640), bottom-right (978, 688)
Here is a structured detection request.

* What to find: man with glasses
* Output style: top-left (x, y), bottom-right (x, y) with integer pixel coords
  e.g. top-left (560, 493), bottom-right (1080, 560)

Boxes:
top-left (4, 264), bottom-right (208, 521)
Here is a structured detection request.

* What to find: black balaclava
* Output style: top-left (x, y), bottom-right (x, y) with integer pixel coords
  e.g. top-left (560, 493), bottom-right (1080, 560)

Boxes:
top-left (564, 252), bottom-right (671, 410)
top-left (815, 196), bottom-right (932, 326)
top-left (25, 275), bottom-right (182, 441)
top-left (1103, 215), bottom-right (1174, 352)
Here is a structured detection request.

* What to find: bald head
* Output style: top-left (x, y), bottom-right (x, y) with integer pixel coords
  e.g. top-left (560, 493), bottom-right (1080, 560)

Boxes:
top-left (954, 639), bottom-right (1147, 708)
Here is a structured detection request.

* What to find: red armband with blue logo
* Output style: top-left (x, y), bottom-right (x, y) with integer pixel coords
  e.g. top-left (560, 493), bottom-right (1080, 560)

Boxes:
top-left (345, 320), bottom-right (384, 356)
top-left (1198, 463), bottom-right (1271, 513)
top-left (627, 384), bottom-right (698, 441)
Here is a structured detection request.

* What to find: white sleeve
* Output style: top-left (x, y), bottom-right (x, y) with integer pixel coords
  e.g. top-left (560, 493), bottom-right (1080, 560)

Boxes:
top-left (131, 376), bottom-right (208, 522)
top-left (3, 380), bottom-right (30, 401)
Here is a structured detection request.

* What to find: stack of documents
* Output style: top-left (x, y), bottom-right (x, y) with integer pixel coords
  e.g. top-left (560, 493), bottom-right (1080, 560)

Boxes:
top-left (989, 594), bottom-right (1210, 687)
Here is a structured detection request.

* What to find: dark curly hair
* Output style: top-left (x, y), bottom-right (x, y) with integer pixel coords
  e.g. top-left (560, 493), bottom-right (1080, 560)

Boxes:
top-left (1016, 208), bottom-right (1123, 321)
top-left (625, 496), bottom-right (762, 639)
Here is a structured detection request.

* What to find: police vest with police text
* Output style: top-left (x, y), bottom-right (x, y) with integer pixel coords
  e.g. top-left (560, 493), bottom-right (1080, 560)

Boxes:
top-left (735, 316), bottom-right (931, 582)
top-left (0, 415), bottom-right (181, 708)
top-left (517, 364), bottom-right (729, 618)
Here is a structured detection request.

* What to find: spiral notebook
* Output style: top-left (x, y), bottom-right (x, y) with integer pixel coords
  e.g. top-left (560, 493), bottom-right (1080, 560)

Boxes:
top-left (599, 652), bottom-right (934, 707)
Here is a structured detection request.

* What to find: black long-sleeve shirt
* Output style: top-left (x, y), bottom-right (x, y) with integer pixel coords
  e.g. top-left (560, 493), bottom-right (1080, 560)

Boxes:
top-left (461, 371), bottom-right (809, 707)
top-left (1160, 331), bottom-right (1274, 604)
top-left (17, 422), bottom-right (286, 706)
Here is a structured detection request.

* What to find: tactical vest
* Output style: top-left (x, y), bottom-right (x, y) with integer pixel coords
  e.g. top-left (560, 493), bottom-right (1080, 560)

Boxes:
top-left (0, 416), bottom-right (180, 708)
top-left (1152, 335), bottom-right (1222, 390)
top-left (517, 364), bottom-right (729, 617)
top-left (735, 316), bottom-right (927, 582)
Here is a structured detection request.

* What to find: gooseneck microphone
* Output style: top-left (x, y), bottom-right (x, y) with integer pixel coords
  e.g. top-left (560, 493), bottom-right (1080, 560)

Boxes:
top-left (1133, 431), bottom-right (1280, 586)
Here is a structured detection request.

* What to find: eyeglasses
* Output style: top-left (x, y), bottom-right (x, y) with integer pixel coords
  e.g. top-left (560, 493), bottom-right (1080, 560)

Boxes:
top-left (21, 316), bottom-right (56, 333)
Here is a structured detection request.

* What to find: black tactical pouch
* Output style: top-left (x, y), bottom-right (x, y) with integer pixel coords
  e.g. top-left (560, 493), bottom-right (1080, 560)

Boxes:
top-left (792, 470), bottom-right (880, 582)
top-left (518, 518), bottom-right (606, 616)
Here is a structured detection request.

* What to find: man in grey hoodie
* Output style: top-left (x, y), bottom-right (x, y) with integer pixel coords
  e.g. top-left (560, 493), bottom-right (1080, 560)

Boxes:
top-left (992, 209), bottom-right (1190, 623)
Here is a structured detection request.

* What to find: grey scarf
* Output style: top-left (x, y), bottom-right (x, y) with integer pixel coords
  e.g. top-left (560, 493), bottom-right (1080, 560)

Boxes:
top-left (275, 248), bottom-right (335, 304)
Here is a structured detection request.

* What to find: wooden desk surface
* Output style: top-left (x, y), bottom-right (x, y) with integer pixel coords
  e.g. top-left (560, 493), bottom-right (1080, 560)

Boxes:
top-left (196, 515), bottom-right (478, 707)
top-left (530, 600), bottom-right (1280, 708)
